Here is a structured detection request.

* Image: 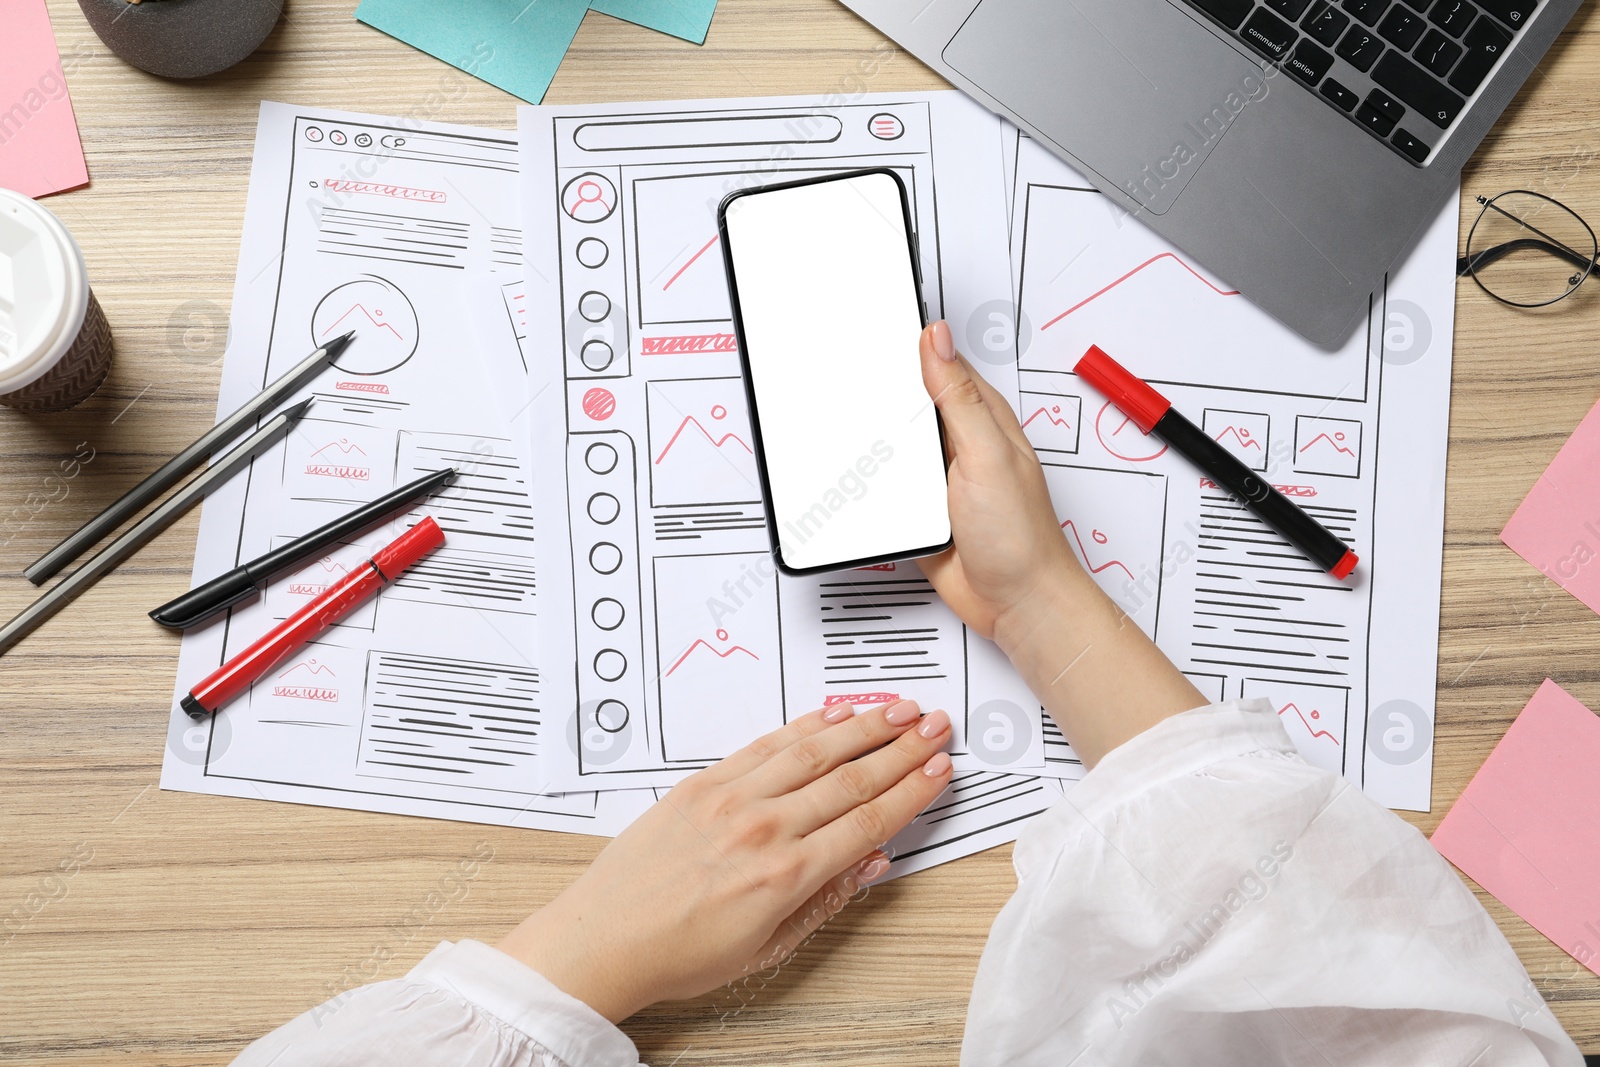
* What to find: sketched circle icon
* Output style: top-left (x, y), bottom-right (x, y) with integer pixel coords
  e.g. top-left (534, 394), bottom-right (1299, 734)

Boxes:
top-left (310, 276), bottom-right (419, 375)
top-left (1366, 699), bottom-right (1432, 766)
top-left (562, 173), bottom-right (618, 223)
top-left (970, 699), bottom-right (1031, 766)
top-left (869, 113), bottom-right (906, 140)
top-left (167, 707), bottom-right (232, 767)
top-left (582, 387), bottom-right (617, 421)
top-left (1094, 401), bottom-right (1168, 462)
top-left (569, 698), bottom-right (633, 765)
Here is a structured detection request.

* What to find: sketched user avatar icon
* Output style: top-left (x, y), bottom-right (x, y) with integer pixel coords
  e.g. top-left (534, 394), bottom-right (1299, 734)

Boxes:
top-left (562, 173), bottom-right (618, 224)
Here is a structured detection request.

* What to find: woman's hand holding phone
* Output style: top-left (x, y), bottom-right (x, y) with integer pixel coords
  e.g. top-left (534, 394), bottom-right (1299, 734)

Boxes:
top-left (917, 321), bottom-right (1207, 767)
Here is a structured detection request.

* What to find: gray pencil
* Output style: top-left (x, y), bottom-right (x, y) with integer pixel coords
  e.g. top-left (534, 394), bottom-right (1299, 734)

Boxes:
top-left (24, 332), bottom-right (355, 585)
top-left (0, 400), bottom-right (313, 658)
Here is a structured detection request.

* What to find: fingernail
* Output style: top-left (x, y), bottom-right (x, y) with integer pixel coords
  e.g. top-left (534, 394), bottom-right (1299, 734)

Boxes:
top-left (916, 708), bottom-right (950, 739)
top-left (931, 320), bottom-right (957, 362)
top-left (884, 700), bottom-right (920, 726)
top-left (856, 853), bottom-right (890, 882)
top-left (823, 702), bottom-right (855, 723)
top-left (923, 751), bottom-right (953, 777)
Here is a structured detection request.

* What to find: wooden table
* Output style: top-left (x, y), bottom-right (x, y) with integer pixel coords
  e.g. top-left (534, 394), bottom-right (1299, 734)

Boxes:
top-left (3, 1), bottom-right (1598, 1062)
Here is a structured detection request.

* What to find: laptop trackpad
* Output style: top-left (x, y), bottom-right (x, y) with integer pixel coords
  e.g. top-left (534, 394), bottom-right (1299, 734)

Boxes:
top-left (944, 0), bottom-right (1259, 215)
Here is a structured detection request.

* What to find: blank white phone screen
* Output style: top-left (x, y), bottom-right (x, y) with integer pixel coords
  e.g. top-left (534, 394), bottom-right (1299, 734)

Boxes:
top-left (723, 172), bottom-right (950, 573)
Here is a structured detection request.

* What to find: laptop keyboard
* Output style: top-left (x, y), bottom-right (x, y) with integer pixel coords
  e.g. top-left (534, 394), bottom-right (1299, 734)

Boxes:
top-left (1179, 0), bottom-right (1534, 165)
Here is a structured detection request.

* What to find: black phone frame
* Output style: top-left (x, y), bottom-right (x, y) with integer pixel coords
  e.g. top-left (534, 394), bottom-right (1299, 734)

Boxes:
top-left (717, 167), bottom-right (953, 578)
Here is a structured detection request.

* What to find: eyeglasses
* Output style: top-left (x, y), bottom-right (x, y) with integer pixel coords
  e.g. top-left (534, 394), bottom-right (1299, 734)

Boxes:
top-left (1456, 190), bottom-right (1598, 308)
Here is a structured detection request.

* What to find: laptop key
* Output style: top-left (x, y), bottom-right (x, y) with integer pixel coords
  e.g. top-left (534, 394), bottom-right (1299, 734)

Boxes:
top-left (1373, 50), bottom-right (1467, 125)
top-left (1342, 0), bottom-right (1392, 24)
top-left (1429, 0), bottom-right (1478, 35)
top-left (1302, 1), bottom-right (1351, 44)
top-left (1241, 8), bottom-right (1299, 58)
top-left (1365, 88), bottom-right (1407, 122)
top-left (1415, 28), bottom-right (1464, 74)
top-left (1355, 101), bottom-right (1399, 135)
top-left (1449, 15), bottom-right (1513, 92)
top-left (1182, 0), bottom-right (1255, 29)
top-left (1476, 0), bottom-right (1537, 30)
top-left (1285, 39), bottom-right (1335, 83)
top-left (1321, 77), bottom-right (1360, 110)
top-left (1335, 26), bottom-right (1385, 69)
top-left (1266, 0), bottom-right (1316, 18)
top-left (1391, 128), bottom-right (1433, 162)
top-left (1379, 5), bottom-right (1427, 46)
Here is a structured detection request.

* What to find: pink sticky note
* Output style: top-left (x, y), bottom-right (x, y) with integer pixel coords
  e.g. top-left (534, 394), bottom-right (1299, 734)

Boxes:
top-left (1432, 679), bottom-right (1600, 976)
top-left (1502, 396), bottom-right (1600, 616)
top-left (0, 0), bottom-right (90, 198)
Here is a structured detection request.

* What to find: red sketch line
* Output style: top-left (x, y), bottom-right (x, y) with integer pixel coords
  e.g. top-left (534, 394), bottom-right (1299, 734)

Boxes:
top-left (322, 179), bottom-right (446, 204)
top-left (663, 234), bottom-right (721, 291)
top-left (1278, 702), bottom-right (1340, 744)
top-left (1214, 425), bottom-right (1262, 450)
top-left (1059, 519), bottom-right (1136, 582)
top-left (654, 416), bottom-right (753, 464)
top-left (1199, 477), bottom-right (1316, 498)
top-left (825, 692), bottom-right (900, 706)
top-left (280, 659), bottom-right (335, 679)
top-left (665, 638), bottom-right (760, 676)
top-left (309, 440), bottom-right (368, 459)
top-left (1022, 406), bottom-right (1073, 431)
top-left (322, 303), bottom-right (405, 341)
top-left (1299, 433), bottom-right (1356, 456)
top-left (1041, 253), bottom-right (1241, 330)
top-left (642, 333), bottom-right (738, 356)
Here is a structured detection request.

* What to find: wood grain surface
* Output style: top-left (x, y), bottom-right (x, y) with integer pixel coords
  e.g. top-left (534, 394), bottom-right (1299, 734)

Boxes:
top-left (2, 1), bottom-right (1598, 1062)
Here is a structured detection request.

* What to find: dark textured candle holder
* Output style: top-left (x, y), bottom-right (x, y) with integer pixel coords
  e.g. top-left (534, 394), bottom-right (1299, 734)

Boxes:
top-left (77, 0), bottom-right (285, 80)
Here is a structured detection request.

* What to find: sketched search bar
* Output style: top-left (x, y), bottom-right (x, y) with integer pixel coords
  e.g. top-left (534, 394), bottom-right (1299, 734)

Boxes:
top-left (573, 115), bottom-right (844, 151)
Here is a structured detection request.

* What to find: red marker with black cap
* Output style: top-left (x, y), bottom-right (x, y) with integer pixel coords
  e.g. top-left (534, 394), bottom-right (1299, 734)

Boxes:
top-left (179, 517), bottom-right (447, 719)
top-left (1075, 346), bottom-right (1359, 581)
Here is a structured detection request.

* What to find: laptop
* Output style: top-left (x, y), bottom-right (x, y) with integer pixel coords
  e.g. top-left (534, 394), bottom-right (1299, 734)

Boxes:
top-left (837, 0), bottom-right (1581, 346)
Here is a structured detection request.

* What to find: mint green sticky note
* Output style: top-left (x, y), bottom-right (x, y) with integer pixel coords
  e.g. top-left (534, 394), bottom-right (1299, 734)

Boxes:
top-left (588, 0), bottom-right (717, 45)
top-left (355, 0), bottom-right (591, 104)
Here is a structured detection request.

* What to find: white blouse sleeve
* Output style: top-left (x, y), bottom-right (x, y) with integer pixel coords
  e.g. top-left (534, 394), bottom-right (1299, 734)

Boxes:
top-left (962, 699), bottom-right (1585, 1067)
top-left (230, 939), bottom-right (642, 1067)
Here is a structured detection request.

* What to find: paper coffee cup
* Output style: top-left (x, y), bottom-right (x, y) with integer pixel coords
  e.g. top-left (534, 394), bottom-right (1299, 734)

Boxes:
top-left (0, 188), bottom-right (114, 413)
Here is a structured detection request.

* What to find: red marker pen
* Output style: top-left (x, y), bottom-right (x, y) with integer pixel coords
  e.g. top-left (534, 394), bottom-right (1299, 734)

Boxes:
top-left (1075, 346), bottom-right (1358, 580)
top-left (180, 517), bottom-right (446, 719)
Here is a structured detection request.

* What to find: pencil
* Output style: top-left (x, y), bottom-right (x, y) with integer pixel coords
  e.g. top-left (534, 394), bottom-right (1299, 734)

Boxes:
top-left (0, 400), bottom-right (313, 658)
top-left (24, 331), bottom-right (355, 586)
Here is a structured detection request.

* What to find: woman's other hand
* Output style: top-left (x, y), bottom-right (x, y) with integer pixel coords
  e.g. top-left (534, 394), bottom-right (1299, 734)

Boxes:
top-left (496, 700), bottom-right (953, 1022)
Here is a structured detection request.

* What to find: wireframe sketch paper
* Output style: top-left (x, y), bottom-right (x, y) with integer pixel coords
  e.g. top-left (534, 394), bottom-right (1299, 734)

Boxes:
top-left (1432, 679), bottom-right (1600, 977)
top-left (1501, 395), bottom-right (1600, 618)
top-left (1007, 134), bottom-right (1456, 810)
top-left (520, 92), bottom-right (1051, 793)
top-left (159, 102), bottom-right (648, 836)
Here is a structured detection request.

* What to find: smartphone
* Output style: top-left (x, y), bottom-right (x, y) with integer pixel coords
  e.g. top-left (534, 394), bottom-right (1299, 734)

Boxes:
top-left (719, 169), bottom-right (952, 576)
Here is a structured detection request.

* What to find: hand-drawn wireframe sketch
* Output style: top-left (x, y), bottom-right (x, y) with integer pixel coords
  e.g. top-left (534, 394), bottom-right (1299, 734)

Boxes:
top-left (161, 103), bottom-right (650, 836)
top-left (523, 93), bottom-right (1048, 794)
top-left (1009, 132), bottom-right (1457, 811)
